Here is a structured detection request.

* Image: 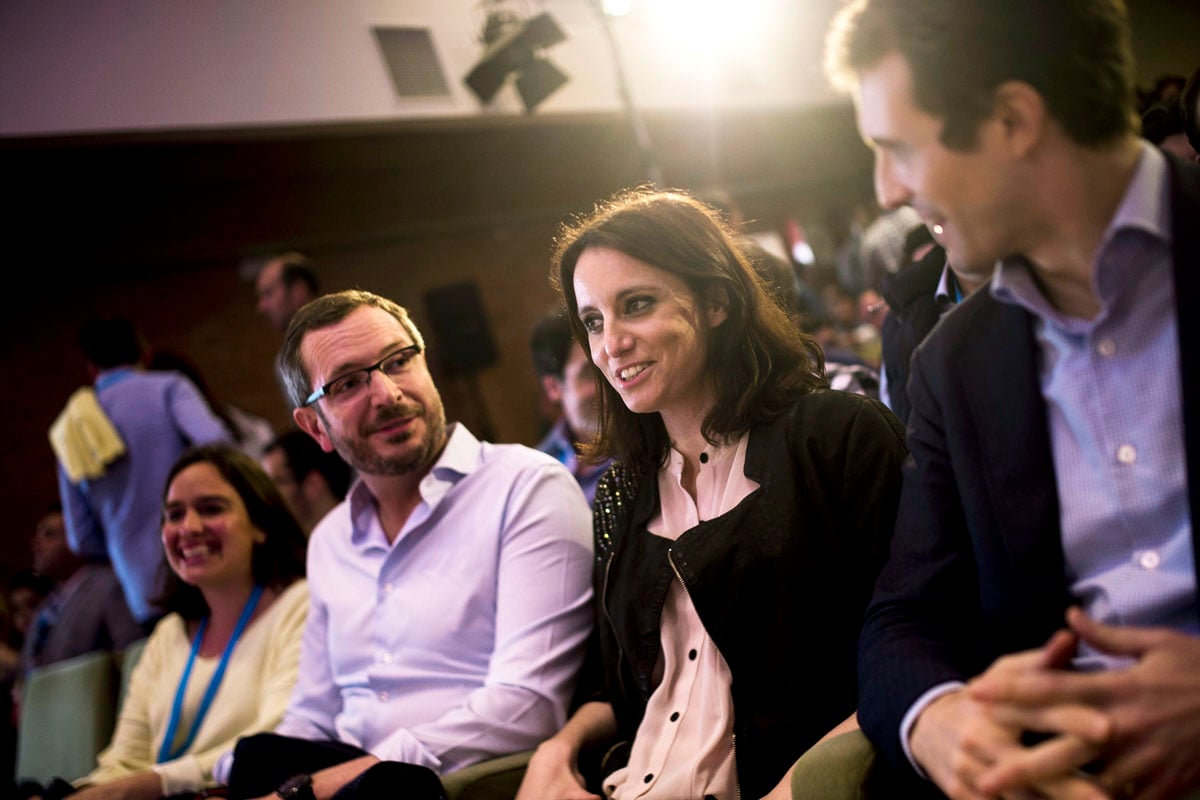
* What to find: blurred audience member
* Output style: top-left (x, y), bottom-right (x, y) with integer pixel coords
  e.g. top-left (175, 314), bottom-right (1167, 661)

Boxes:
top-left (19, 504), bottom-right (141, 679)
top-left (879, 226), bottom-right (990, 425)
top-left (529, 312), bottom-right (611, 505)
top-left (853, 204), bottom-right (924, 291)
top-left (260, 430), bottom-right (352, 535)
top-left (749, 240), bottom-right (881, 399)
top-left (4, 572), bottom-right (51, 651)
top-left (51, 316), bottom-right (231, 626)
top-left (1136, 74), bottom-right (1186, 115)
top-left (1142, 100), bottom-right (1199, 162)
top-left (1183, 67), bottom-right (1200, 161)
top-left (254, 253), bottom-right (318, 334)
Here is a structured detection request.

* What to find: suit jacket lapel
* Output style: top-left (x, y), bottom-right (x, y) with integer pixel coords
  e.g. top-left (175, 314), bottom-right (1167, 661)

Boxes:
top-left (1167, 156), bottom-right (1200, 603)
top-left (962, 297), bottom-right (1067, 606)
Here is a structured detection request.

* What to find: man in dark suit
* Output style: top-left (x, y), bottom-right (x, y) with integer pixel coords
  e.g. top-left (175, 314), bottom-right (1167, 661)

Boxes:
top-left (826, 1), bottom-right (1200, 798)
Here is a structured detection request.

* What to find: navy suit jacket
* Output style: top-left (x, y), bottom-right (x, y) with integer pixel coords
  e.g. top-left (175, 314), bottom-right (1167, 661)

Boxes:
top-left (858, 154), bottom-right (1200, 772)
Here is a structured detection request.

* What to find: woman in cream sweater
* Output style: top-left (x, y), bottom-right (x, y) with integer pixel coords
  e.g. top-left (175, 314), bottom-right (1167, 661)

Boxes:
top-left (74, 444), bottom-right (309, 800)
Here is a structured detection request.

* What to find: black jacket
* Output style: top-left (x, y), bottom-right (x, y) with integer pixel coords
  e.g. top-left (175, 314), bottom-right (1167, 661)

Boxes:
top-left (879, 243), bottom-right (949, 426)
top-left (593, 389), bottom-right (907, 799)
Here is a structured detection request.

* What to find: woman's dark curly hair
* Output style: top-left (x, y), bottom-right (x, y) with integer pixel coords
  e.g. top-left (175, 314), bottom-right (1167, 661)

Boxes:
top-left (552, 187), bottom-right (827, 478)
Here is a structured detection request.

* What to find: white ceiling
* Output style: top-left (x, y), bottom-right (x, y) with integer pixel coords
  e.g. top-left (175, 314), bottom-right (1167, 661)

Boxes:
top-left (0, 0), bottom-right (846, 137)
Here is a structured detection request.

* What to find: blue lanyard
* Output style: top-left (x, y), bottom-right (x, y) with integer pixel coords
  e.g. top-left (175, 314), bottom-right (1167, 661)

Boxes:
top-left (157, 585), bottom-right (264, 764)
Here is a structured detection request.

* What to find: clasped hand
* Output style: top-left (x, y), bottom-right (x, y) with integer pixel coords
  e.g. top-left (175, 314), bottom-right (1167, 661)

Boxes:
top-left (912, 608), bottom-right (1200, 800)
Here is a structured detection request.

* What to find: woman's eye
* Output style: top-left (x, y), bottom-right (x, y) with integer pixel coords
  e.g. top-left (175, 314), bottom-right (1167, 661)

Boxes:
top-left (163, 508), bottom-right (184, 523)
top-left (625, 296), bottom-right (654, 314)
top-left (581, 314), bottom-right (603, 334)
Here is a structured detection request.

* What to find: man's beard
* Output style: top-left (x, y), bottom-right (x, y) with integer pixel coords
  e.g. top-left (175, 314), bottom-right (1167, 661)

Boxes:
top-left (333, 395), bottom-right (448, 477)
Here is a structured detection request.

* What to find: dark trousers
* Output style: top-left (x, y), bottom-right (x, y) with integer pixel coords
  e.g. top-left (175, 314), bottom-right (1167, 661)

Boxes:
top-left (227, 733), bottom-right (447, 800)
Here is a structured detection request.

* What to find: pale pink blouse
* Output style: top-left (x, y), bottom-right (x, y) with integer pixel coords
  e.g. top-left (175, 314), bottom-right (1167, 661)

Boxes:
top-left (606, 432), bottom-right (758, 800)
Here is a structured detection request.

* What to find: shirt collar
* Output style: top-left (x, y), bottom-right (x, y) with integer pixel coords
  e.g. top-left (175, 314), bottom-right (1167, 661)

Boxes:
top-left (934, 263), bottom-right (961, 311)
top-left (1104, 141), bottom-right (1171, 243)
top-left (348, 422), bottom-right (479, 548)
top-left (991, 142), bottom-right (1171, 323)
top-left (94, 367), bottom-right (138, 392)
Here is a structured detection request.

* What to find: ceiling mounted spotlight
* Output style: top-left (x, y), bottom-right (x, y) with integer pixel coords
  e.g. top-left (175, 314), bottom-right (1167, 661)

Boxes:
top-left (464, 4), bottom-right (569, 113)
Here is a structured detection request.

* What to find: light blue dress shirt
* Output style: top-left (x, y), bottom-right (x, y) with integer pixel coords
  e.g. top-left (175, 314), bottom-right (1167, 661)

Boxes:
top-left (991, 143), bottom-right (1196, 666)
top-left (274, 423), bottom-right (594, 774)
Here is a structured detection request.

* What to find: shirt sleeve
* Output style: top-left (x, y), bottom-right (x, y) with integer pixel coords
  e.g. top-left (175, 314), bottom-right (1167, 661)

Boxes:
top-left (102, 573), bottom-right (146, 652)
top-left (167, 375), bottom-right (234, 447)
top-left (274, 572), bottom-right (343, 744)
top-left (58, 464), bottom-right (107, 560)
top-left (370, 463), bottom-right (594, 773)
top-left (156, 583), bottom-right (309, 794)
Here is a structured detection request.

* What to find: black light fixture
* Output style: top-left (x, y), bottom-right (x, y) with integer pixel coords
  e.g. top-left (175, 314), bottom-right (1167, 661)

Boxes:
top-left (465, 4), bottom-right (569, 113)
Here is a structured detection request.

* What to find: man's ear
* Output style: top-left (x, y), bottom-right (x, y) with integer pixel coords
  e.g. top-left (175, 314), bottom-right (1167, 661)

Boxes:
top-left (704, 286), bottom-right (730, 329)
top-left (293, 407), bottom-right (336, 454)
top-left (992, 80), bottom-right (1046, 158)
top-left (541, 375), bottom-right (565, 406)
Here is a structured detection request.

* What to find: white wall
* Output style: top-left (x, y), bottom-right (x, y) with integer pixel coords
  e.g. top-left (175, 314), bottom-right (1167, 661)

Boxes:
top-left (0, 0), bottom-right (844, 137)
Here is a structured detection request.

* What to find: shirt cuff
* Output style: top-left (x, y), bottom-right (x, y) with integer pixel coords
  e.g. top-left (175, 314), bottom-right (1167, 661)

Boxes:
top-left (152, 755), bottom-right (206, 796)
top-left (371, 726), bottom-right (440, 772)
top-left (900, 681), bottom-right (965, 779)
top-left (212, 749), bottom-right (234, 786)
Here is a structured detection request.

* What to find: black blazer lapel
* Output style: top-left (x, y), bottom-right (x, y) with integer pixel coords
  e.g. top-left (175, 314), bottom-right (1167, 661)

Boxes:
top-left (1167, 156), bottom-right (1200, 606)
top-left (960, 298), bottom-right (1067, 614)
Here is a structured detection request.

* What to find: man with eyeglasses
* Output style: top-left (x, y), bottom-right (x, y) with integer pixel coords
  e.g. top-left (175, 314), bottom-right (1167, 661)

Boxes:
top-left (224, 290), bottom-right (594, 800)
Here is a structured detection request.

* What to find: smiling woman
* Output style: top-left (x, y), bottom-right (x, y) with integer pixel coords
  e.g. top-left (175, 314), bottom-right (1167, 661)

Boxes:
top-left (513, 189), bottom-right (908, 800)
top-left (30, 446), bottom-right (309, 800)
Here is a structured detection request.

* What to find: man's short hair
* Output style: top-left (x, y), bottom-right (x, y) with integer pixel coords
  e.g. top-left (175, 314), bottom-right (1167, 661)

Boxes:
top-left (278, 290), bottom-right (425, 409)
top-left (265, 429), bottom-right (353, 500)
top-left (529, 312), bottom-right (574, 379)
top-left (825, 0), bottom-right (1138, 150)
top-left (275, 252), bottom-right (319, 296)
top-left (80, 316), bottom-right (144, 369)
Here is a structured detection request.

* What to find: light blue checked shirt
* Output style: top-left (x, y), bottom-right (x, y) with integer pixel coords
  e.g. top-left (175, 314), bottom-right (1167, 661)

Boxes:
top-left (991, 143), bottom-right (1197, 667)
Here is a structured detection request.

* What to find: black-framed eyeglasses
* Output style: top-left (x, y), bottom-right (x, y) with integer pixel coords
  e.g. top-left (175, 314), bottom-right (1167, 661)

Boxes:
top-left (302, 345), bottom-right (423, 407)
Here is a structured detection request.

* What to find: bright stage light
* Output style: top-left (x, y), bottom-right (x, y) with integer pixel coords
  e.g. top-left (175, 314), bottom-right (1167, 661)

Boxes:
top-left (602, 0), bottom-right (634, 17)
top-left (643, 0), bottom-right (771, 63)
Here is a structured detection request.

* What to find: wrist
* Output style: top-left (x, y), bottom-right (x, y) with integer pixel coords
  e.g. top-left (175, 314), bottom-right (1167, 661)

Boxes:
top-left (536, 735), bottom-right (581, 762)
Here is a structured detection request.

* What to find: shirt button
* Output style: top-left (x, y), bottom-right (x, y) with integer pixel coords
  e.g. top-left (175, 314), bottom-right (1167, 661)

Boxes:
top-left (1138, 550), bottom-right (1161, 570)
top-left (669, 711), bottom-right (680, 722)
top-left (1096, 338), bottom-right (1117, 357)
top-left (688, 649), bottom-right (698, 661)
top-left (379, 652), bottom-right (392, 664)
top-left (378, 690), bottom-right (390, 701)
top-left (383, 582), bottom-right (395, 593)
top-left (1116, 444), bottom-right (1137, 465)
